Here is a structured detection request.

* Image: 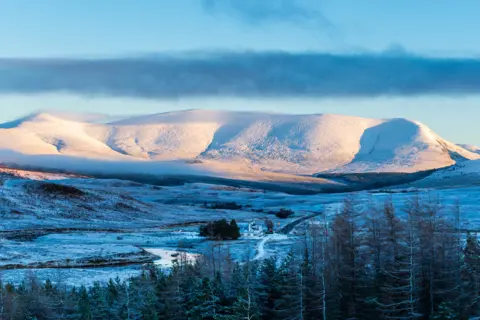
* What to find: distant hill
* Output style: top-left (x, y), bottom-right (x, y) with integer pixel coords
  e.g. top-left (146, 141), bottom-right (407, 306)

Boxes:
top-left (0, 110), bottom-right (477, 178)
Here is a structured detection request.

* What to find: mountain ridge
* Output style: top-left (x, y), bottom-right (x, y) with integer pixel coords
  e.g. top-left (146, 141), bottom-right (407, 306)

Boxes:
top-left (0, 109), bottom-right (477, 177)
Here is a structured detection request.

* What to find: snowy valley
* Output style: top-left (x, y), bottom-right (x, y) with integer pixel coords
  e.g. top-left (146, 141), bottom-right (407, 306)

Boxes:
top-left (1, 108), bottom-right (480, 286)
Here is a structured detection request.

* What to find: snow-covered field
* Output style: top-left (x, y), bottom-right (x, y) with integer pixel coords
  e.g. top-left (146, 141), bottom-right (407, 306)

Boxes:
top-left (2, 164), bottom-right (480, 286)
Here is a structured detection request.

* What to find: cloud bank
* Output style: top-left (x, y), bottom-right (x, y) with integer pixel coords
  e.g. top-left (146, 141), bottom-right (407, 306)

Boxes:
top-left (1, 51), bottom-right (480, 99)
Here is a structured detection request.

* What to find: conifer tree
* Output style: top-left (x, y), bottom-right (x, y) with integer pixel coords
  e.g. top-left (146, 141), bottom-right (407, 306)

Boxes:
top-left (78, 286), bottom-right (92, 320)
top-left (330, 196), bottom-right (362, 319)
top-left (258, 257), bottom-right (282, 319)
top-left (463, 232), bottom-right (480, 317)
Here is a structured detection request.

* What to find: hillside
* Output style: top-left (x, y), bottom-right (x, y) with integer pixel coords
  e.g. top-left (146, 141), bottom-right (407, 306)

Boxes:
top-left (458, 144), bottom-right (480, 154)
top-left (407, 158), bottom-right (480, 189)
top-left (0, 110), bottom-right (477, 178)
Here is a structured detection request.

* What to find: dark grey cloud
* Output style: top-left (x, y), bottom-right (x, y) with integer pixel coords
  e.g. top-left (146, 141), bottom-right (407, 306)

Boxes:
top-left (1, 52), bottom-right (480, 99)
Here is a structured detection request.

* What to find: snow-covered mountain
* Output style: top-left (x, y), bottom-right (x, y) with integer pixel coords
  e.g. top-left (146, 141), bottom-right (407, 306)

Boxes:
top-left (458, 144), bottom-right (480, 155)
top-left (0, 110), bottom-right (477, 176)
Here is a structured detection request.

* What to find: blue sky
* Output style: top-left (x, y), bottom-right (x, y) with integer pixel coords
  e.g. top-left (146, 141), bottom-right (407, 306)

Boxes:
top-left (1, 0), bottom-right (480, 143)
top-left (3, 0), bottom-right (480, 57)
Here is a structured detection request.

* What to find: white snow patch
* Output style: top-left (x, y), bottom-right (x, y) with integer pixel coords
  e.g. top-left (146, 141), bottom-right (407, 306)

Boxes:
top-left (144, 248), bottom-right (200, 268)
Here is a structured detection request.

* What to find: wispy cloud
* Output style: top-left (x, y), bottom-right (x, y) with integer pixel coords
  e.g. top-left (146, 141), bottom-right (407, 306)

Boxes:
top-left (201, 0), bottom-right (342, 49)
top-left (201, 0), bottom-right (333, 28)
top-left (1, 51), bottom-right (480, 99)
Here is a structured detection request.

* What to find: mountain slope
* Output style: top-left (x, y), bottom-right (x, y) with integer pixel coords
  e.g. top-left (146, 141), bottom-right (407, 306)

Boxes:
top-left (0, 113), bottom-right (134, 160)
top-left (408, 158), bottom-right (480, 189)
top-left (458, 144), bottom-right (480, 155)
top-left (0, 110), bottom-right (477, 176)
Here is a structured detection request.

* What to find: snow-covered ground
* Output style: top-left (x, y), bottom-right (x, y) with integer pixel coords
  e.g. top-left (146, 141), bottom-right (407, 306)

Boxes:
top-left (406, 159), bottom-right (480, 189)
top-left (2, 165), bottom-right (480, 286)
top-left (144, 248), bottom-right (200, 268)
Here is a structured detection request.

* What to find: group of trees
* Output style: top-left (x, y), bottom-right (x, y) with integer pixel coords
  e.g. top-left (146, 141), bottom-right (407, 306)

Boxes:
top-left (203, 202), bottom-right (243, 211)
top-left (2, 196), bottom-right (480, 319)
top-left (269, 208), bottom-right (295, 219)
top-left (199, 219), bottom-right (241, 240)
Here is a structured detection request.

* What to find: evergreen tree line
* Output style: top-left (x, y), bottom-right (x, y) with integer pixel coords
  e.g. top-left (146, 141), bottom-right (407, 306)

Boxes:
top-left (2, 196), bottom-right (480, 319)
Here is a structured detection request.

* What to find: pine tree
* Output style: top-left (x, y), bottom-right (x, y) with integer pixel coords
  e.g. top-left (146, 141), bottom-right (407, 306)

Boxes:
top-left (142, 290), bottom-right (159, 320)
top-left (304, 213), bottom-right (331, 320)
top-left (431, 213), bottom-right (464, 315)
top-left (89, 282), bottom-right (111, 320)
top-left (363, 198), bottom-right (386, 319)
top-left (186, 277), bottom-right (220, 319)
top-left (298, 237), bottom-right (325, 320)
top-left (416, 196), bottom-right (444, 318)
top-left (78, 286), bottom-right (92, 320)
top-left (463, 232), bottom-right (480, 317)
top-left (106, 279), bottom-right (119, 308)
top-left (376, 197), bottom-right (419, 320)
top-left (274, 250), bottom-right (305, 320)
top-left (258, 257), bottom-right (282, 320)
top-left (233, 261), bottom-right (261, 320)
top-left (330, 196), bottom-right (362, 319)
top-left (234, 285), bottom-right (260, 320)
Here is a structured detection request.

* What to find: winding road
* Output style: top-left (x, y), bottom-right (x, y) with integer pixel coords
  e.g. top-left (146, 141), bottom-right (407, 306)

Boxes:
top-left (253, 211), bottom-right (323, 261)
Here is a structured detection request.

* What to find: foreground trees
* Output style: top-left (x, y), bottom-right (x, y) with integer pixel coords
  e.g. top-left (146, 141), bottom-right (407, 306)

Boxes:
top-left (1, 196), bottom-right (479, 319)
